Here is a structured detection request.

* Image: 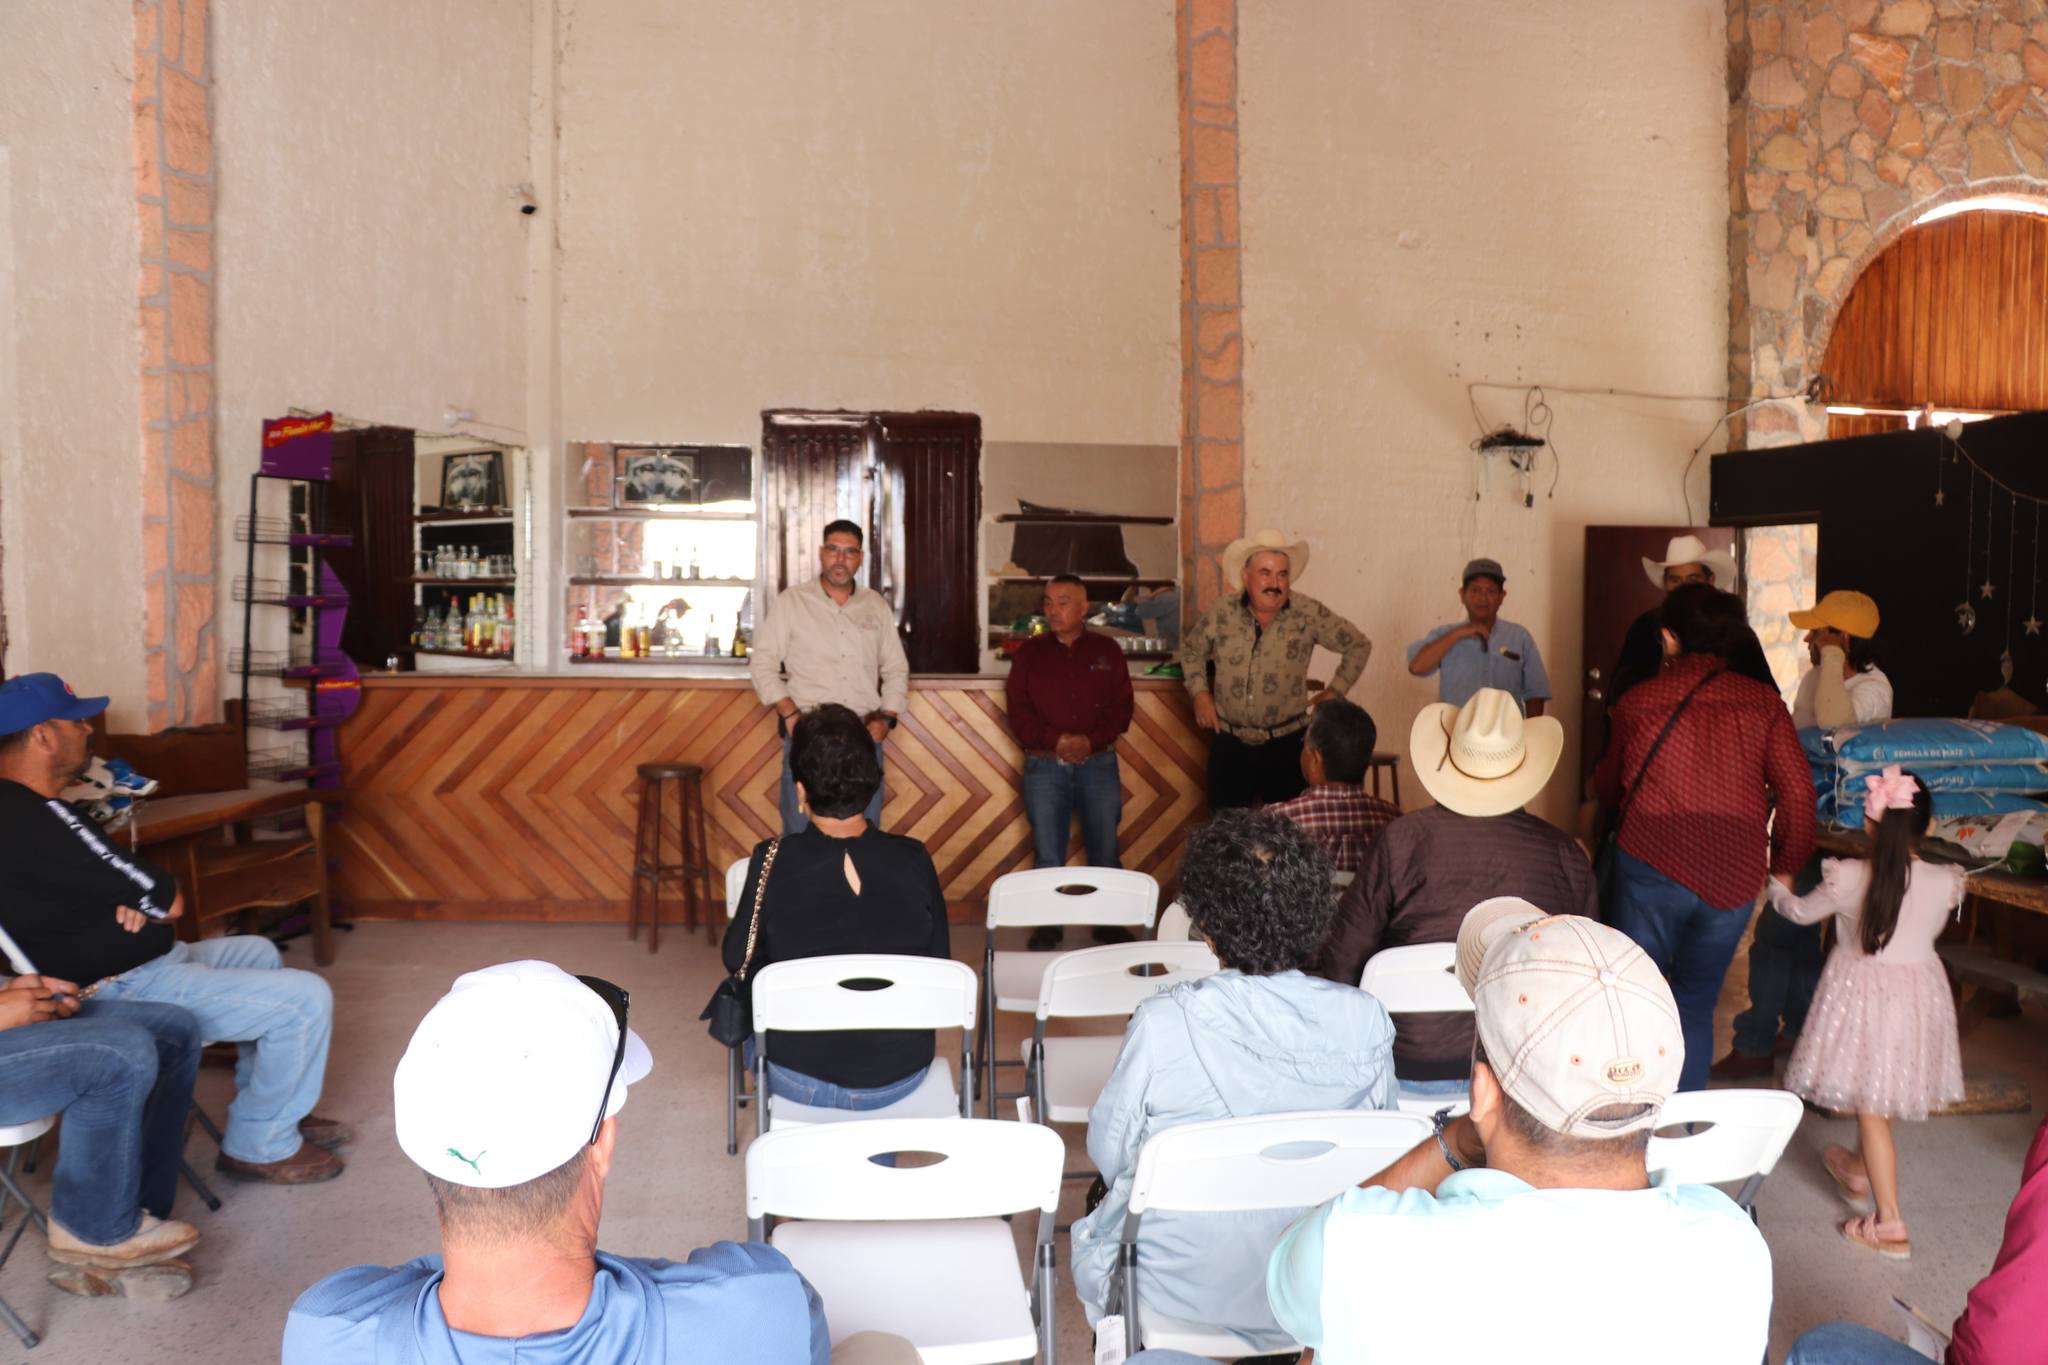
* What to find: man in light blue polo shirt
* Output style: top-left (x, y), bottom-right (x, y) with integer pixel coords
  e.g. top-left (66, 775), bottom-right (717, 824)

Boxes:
top-left (1263, 904), bottom-right (1771, 1365)
top-left (1406, 558), bottom-right (1550, 715)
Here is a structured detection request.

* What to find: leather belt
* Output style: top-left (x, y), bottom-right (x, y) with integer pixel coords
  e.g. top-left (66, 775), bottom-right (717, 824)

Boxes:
top-left (1220, 715), bottom-right (1309, 744)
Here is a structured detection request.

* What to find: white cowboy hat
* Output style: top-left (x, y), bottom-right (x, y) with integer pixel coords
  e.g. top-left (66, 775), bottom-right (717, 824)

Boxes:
top-left (1409, 688), bottom-right (1565, 818)
top-left (1221, 528), bottom-right (1311, 586)
top-left (1641, 535), bottom-right (1737, 592)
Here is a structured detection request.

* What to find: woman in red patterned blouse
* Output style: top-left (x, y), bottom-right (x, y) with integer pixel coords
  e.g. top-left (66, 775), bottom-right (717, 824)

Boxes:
top-left (1594, 583), bottom-right (1816, 1091)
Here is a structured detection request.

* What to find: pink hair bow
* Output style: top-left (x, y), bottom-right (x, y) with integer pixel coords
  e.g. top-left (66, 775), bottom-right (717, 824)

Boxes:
top-left (1863, 764), bottom-right (1919, 815)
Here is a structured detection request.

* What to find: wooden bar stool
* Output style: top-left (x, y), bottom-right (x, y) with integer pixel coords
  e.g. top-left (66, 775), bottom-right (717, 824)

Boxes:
top-left (1367, 751), bottom-right (1402, 806)
top-left (629, 762), bottom-right (714, 952)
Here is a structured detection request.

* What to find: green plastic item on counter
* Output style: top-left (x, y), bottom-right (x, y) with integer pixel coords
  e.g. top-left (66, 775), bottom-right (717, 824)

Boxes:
top-left (1143, 661), bottom-right (1184, 679)
top-left (2003, 841), bottom-right (2044, 877)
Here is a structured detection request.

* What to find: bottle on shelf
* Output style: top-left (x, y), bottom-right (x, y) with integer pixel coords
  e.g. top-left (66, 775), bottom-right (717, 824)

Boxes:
top-left (424, 605), bottom-right (442, 648)
top-left (498, 596), bottom-right (515, 657)
top-left (702, 613), bottom-right (721, 657)
top-left (731, 622), bottom-right (748, 658)
top-left (687, 547), bottom-right (701, 580)
top-left (619, 602), bottom-right (637, 659)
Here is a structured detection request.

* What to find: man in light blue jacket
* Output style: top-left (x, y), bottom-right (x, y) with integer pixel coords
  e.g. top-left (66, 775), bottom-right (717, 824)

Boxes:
top-left (1071, 811), bottom-right (1398, 1353)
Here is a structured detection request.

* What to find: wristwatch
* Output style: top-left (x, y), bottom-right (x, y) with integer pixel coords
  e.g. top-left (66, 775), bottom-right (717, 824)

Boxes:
top-left (1432, 1106), bottom-right (1466, 1172)
top-left (868, 711), bottom-right (899, 731)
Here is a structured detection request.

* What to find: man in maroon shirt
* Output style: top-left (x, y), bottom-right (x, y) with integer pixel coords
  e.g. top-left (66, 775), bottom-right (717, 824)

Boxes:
top-left (1594, 583), bottom-right (1815, 1092)
top-left (1005, 575), bottom-right (1135, 949)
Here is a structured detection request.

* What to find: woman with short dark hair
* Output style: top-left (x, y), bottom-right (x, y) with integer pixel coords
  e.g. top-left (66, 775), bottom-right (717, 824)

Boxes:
top-left (1594, 582), bottom-right (1816, 1093)
top-left (1070, 810), bottom-right (1397, 1351)
top-left (720, 703), bottom-right (950, 1110)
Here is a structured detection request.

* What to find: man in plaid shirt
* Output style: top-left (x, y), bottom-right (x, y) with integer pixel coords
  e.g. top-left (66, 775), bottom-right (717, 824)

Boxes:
top-left (1265, 698), bottom-right (1399, 875)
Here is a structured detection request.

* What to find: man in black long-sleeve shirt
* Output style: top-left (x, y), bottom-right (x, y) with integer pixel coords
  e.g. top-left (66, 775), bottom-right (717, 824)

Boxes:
top-left (0, 673), bottom-right (351, 1185)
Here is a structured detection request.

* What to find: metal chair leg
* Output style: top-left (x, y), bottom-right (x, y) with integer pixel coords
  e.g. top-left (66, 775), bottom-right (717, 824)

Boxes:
top-left (0, 1293), bottom-right (37, 1350)
top-left (180, 1160), bottom-right (222, 1212)
top-left (192, 1107), bottom-right (224, 1145)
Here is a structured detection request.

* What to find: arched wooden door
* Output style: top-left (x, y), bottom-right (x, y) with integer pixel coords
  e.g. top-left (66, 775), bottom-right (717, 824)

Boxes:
top-left (1822, 208), bottom-right (2048, 439)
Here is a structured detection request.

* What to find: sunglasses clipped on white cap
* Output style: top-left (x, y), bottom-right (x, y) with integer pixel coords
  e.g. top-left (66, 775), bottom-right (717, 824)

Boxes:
top-left (394, 961), bottom-right (653, 1190)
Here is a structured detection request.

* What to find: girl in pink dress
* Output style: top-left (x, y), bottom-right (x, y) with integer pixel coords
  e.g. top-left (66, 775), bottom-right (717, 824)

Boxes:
top-left (1765, 766), bottom-right (1964, 1261)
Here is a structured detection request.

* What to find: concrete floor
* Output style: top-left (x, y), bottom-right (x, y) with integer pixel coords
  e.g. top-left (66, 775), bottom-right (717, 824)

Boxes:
top-left (0, 918), bottom-right (2040, 1364)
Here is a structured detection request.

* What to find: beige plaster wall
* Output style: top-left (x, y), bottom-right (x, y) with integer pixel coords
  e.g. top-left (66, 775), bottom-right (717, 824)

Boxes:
top-left (1239, 0), bottom-right (1732, 820)
top-left (555, 0), bottom-right (1180, 451)
top-left (209, 0), bottom-right (534, 658)
top-left (0, 2), bottom-right (148, 723)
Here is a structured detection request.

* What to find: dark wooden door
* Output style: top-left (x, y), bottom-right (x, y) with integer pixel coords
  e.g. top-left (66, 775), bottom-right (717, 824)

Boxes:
top-left (874, 412), bottom-right (981, 673)
top-left (1579, 525), bottom-right (1736, 782)
top-left (327, 426), bottom-right (417, 668)
top-left (760, 409), bottom-right (983, 675)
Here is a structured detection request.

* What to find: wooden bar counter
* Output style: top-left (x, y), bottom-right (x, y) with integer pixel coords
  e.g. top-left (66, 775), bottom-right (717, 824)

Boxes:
top-left (335, 672), bottom-right (1208, 923)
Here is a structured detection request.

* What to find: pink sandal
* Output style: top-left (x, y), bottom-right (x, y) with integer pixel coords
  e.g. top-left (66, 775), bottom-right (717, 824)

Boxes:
top-left (1841, 1214), bottom-right (1911, 1260)
top-left (1822, 1144), bottom-right (1875, 1215)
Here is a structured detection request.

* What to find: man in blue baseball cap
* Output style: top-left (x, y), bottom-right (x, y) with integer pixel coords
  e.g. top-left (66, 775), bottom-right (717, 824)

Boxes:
top-left (0, 672), bottom-right (352, 1186)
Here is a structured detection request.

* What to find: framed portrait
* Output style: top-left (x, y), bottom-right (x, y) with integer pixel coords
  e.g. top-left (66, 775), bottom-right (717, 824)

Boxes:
top-left (440, 449), bottom-right (505, 511)
top-left (613, 445), bottom-right (753, 508)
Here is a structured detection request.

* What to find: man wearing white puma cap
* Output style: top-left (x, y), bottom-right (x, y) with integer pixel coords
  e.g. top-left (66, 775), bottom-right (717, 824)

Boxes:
top-left (283, 962), bottom-right (917, 1363)
top-left (1313, 688), bottom-right (1594, 1096)
top-left (1270, 906), bottom-right (1772, 1364)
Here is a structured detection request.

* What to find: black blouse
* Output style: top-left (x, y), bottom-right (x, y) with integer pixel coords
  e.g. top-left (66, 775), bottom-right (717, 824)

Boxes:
top-left (721, 826), bottom-right (954, 1088)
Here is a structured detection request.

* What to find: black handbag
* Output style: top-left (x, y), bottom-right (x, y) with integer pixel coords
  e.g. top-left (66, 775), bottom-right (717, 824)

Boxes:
top-left (1595, 668), bottom-right (1723, 919)
top-left (700, 838), bottom-right (779, 1047)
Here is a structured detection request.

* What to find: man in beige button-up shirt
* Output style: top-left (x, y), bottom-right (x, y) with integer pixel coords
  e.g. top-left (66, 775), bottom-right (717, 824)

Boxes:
top-left (749, 519), bottom-right (910, 832)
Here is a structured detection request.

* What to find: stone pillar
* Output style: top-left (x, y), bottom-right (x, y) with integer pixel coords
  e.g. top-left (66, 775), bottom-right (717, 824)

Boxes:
top-left (135, 0), bottom-right (219, 729)
top-left (1178, 0), bottom-right (1245, 616)
top-left (1726, 0), bottom-right (2048, 449)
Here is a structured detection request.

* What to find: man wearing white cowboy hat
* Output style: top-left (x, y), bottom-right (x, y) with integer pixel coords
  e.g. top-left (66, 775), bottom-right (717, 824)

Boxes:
top-left (1312, 688), bottom-right (1594, 1091)
top-left (1606, 534), bottom-right (1769, 713)
top-left (1183, 528), bottom-right (1373, 808)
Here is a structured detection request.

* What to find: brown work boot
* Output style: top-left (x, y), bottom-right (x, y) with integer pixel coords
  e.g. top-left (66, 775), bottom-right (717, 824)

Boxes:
top-left (298, 1115), bottom-right (354, 1150)
top-left (47, 1214), bottom-right (200, 1270)
top-left (215, 1141), bottom-right (345, 1184)
top-left (47, 1259), bottom-right (195, 1302)
top-left (1709, 1050), bottom-right (1776, 1081)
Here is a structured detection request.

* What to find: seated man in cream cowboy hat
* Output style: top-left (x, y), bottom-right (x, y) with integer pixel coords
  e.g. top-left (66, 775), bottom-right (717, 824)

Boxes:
top-left (1312, 688), bottom-right (1595, 1100)
top-left (1182, 528), bottom-right (1373, 808)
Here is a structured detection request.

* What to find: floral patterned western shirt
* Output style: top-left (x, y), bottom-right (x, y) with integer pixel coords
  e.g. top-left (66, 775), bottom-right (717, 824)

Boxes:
top-left (1183, 591), bottom-right (1372, 733)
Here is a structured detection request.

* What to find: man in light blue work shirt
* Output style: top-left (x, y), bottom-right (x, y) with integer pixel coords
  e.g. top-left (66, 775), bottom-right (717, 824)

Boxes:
top-left (1406, 558), bottom-right (1550, 715)
top-left (1263, 904), bottom-right (1771, 1365)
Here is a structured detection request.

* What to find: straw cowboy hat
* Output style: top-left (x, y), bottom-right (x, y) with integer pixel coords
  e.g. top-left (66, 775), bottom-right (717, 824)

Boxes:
top-left (1221, 528), bottom-right (1311, 586)
top-left (1409, 688), bottom-right (1566, 817)
top-left (1641, 535), bottom-right (1737, 591)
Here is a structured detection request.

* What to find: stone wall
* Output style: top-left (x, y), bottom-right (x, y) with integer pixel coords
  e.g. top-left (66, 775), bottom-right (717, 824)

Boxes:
top-left (135, 0), bottom-right (219, 727)
top-left (1743, 521), bottom-right (1820, 700)
top-left (1729, 0), bottom-right (2048, 446)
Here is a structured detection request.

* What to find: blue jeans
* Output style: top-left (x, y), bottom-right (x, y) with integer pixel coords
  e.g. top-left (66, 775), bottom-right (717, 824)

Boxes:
top-left (779, 736), bottom-right (885, 835)
top-left (1786, 1322), bottom-right (1928, 1364)
top-left (1731, 905), bottom-right (1825, 1057)
top-left (1022, 751), bottom-right (1122, 869)
top-left (0, 1003), bottom-right (201, 1244)
top-left (763, 1059), bottom-right (928, 1110)
top-left (1608, 849), bottom-right (1756, 1092)
top-left (95, 936), bottom-right (333, 1164)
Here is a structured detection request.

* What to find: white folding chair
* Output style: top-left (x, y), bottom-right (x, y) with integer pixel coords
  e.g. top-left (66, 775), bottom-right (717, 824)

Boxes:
top-left (0, 1115), bottom-right (56, 1349)
top-left (725, 857), bottom-right (749, 920)
top-left (1021, 941), bottom-right (1219, 1131)
top-left (1359, 941), bottom-right (1473, 1118)
top-left (747, 1118), bottom-right (1065, 1364)
top-left (1118, 1109), bottom-right (1432, 1358)
top-left (752, 955), bottom-right (976, 1135)
top-left (980, 868), bottom-right (1159, 1118)
top-left (1153, 901), bottom-right (1191, 943)
top-left (1647, 1088), bottom-right (1805, 1216)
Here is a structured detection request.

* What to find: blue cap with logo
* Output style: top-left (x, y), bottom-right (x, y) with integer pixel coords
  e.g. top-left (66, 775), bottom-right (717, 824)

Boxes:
top-left (0, 674), bottom-right (109, 737)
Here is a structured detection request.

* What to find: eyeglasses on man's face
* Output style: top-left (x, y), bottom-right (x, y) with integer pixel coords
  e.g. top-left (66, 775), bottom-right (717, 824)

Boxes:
top-left (820, 543), bottom-right (864, 560)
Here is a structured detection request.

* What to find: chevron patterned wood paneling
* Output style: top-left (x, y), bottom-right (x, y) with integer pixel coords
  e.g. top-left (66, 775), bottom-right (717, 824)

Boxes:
top-left (336, 676), bottom-right (1208, 923)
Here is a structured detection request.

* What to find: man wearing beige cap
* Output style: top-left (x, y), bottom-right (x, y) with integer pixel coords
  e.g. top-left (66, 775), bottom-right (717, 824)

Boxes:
top-left (1269, 906), bottom-right (1772, 1364)
top-left (1183, 529), bottom-right (1373, 808)
top-left (1312, 688), bottom-right (1594, 1096)
top-left (283, 961), bottom-right (916, 1364)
